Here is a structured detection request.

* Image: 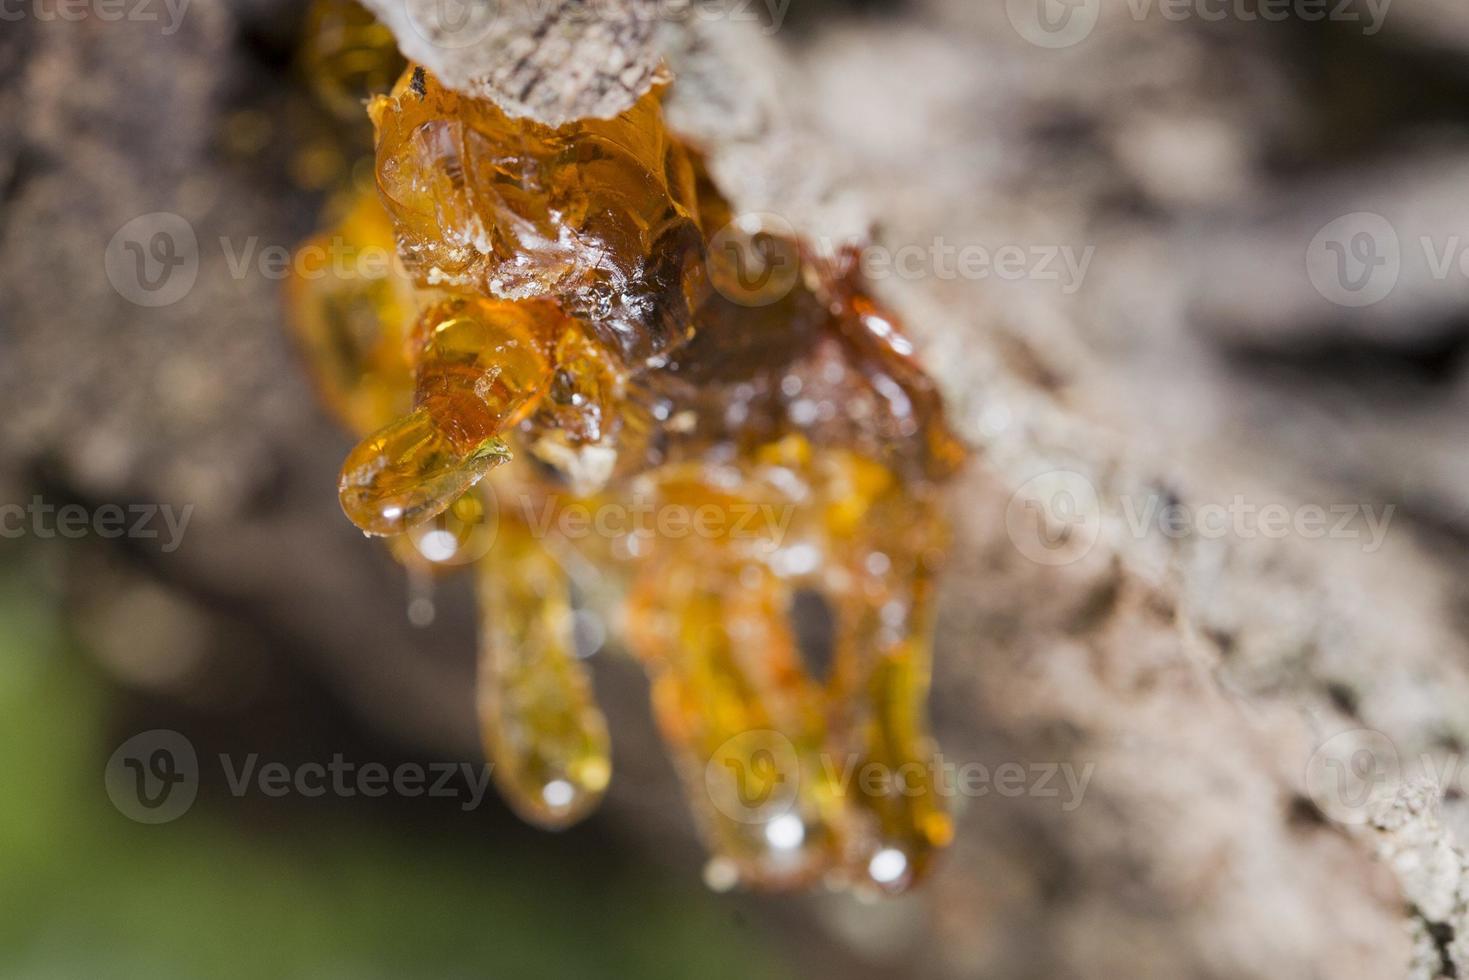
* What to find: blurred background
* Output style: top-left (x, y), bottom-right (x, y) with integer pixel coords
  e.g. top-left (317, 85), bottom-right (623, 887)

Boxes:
top-left (6, 0), bottom-right (1469, 977)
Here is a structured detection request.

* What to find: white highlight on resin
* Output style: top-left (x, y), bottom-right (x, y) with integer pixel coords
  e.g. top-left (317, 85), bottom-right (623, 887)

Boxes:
top-left (868, 848), bottom-right (908, 885)
top-left (772, 543), bottom-right (821, 577)
top-left (542, 779), bottom-right (575, 810)
top-left (407, 597), bottom-right (435, 627)
top-left (765, 813), bottom-right (806, 850)
top-left (417, 529), bottom-right (458, 562)
top-left (703, 857), bottom-right (739, 892)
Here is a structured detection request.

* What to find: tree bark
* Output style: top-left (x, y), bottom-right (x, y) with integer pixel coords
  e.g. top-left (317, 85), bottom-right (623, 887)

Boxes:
top-left (8, 1), bottom-right (1469, 976)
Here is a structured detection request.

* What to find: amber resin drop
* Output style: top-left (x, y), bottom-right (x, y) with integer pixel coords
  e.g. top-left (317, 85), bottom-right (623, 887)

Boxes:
top-left (289, 50), bottom-right (967, 895)
top-left (476, 510), bottom-right (611, 828)
top-left (337, 295), bottom-right (568, 535)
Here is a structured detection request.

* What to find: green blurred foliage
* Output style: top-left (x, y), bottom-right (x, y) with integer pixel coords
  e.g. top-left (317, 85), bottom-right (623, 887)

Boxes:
top-left (0, 560), bottom-right (796, 980)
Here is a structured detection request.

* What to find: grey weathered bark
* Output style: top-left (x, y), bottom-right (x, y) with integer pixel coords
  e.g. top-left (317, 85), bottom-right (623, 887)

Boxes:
top-left (7, 0), bottom-right (1469, 976)
top-left (361, 0), bottom-right (666, 124)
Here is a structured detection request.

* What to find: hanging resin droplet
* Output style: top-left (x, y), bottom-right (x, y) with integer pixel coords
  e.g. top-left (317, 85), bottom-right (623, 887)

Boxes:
top-left (475, 513), bottom-right (611, 828)
top-left (339, 407), bottom-right (510, 535)
top-left (338, 296), bottom-right (568, 535)
top-left (834, 528), bottom-right (954, 894)
top-left (283, 180), bottom-right (417, 437)
top-left (627, 554), bottom-right (847, 890)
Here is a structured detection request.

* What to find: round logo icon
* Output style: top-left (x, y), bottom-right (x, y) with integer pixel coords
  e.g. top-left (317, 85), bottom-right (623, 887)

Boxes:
top-left (704, 729), bottom-right (800, 824)
top-left (1005, 469), bottom-right (1102, 566)
top-left (105, 729), bottom-right (199, 824)
top-left (105, 212), bottom-right (199, 308)
top-left (406, 483), bottom-right (499, 566)
top-left (1304, 728), bottom-right (1400, 825)
top-left (404, 0), bottom-right (498, 51)
top-left (707, 212), bottom-right (801, 307)
top-left (1005, 0), bottom-right (1101, 49)
top-left (1307, 212), bottom-right (1400, 308)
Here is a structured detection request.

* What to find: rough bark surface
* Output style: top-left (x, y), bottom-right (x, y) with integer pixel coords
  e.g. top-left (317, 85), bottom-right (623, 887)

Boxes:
top-left (7, 1), bottom-right (1469, 977)
top-left (359, 0), bottom-right (665, 123)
